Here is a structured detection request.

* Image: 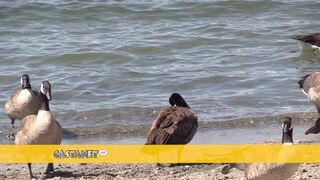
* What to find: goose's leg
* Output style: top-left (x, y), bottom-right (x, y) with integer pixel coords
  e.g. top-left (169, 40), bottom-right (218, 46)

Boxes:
top-left (27, 163), bottom-right (36, 180)
top-left (7, 118), bottom-right (15, 140)
top-left (45, 163), bottom-right (54, 174)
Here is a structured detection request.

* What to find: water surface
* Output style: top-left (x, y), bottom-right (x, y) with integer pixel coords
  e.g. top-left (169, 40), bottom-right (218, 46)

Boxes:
top-left (1, 0), bottom-right (320, 143)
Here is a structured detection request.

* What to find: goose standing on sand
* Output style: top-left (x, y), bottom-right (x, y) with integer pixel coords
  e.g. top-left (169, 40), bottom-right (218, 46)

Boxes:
top-left (146, 93), bottom-right (198, 145)
top-left (298, 71), bottom-right (320, 113)
top-left (292, 32), bottom-right (320, 53)
top-left (4, 74), bottom-right (40, 138)
top-left (15, 81), bottom-right (62, 179)
top-left (221, 117), bottom-right (299, 180)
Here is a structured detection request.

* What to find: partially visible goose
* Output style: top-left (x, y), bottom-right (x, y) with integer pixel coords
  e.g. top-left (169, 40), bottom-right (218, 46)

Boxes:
top-left (305, 117), bottom-right (320, 135)
top-left (146, 93), bottom-right (198, 145)
top-left (15, 81), bottom-right (62, 179)
top-left (292, 32), bottom-right (320, 53)
top-left (222, 117), bottom-right (299, 180)
top-left (5, 74), bottom-right (40, 137)
top-left (298, 71), bottom-right (320, 112)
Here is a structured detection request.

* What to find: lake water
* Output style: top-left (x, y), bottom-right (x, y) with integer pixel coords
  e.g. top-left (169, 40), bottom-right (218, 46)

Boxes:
top-left (1, 0), bottom-right (320, 144)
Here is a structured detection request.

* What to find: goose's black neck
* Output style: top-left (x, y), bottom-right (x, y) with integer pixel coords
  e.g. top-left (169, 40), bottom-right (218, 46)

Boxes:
top-left (169, 93), bottom-right (191, 108)
top-left (282, 128), bottom-right (293, 144)
top-left (39, 93), bottom-right (50, 111)
top-left (176, 98), bottom-right (190, 108)
top-left (22, 84), bottom-right (32, 89)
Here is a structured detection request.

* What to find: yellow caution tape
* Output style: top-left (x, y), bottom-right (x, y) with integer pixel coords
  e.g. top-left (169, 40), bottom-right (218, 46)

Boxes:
top-left (0, 144), bottom-right (319, 163)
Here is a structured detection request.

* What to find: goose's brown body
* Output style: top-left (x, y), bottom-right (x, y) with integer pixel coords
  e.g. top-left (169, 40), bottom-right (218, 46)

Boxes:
top-left (242, 163), bottom-right (299, 180)
top-left (15, 111), bottom-right (62, 145)
top-left (146, 106), bottom-right (198, 145)
top-left (5, 88), bottom-right (40, 121)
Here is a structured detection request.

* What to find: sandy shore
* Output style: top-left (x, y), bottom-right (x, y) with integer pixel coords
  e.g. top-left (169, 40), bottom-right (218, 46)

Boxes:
top-left (1, 163), bottom-right (319, 179)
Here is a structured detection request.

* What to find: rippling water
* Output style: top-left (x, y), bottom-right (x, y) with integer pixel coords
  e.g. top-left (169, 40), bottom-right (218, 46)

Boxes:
top-left (1, 0), bottom-right (320, 143)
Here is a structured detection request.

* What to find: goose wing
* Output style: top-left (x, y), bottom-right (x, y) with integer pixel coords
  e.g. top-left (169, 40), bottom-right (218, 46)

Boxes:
top-left (14, 115), bottom-right (37, 145)
top-left (4, 89), bottom-right (22, 110)
top-left (147, 106), bottom-right (198, 144)
top-left (18, 115), bottom-right (37, 135)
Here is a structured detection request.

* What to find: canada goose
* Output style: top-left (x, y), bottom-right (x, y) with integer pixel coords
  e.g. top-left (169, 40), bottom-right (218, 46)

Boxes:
top-left (146, 93), bottom-right (198, 145)
top-left (292, 32), bottom-right (320, 53)
top-left (15, 81), bottom-right (62, 179)
top-left (298, 71), bottom-right (320, 113)
top-left (305, 117), bottom-right (320, 135)
top-left (221, 117), bottom-right (299, 180)
top-left (4, 74), bottom-right (40, 138)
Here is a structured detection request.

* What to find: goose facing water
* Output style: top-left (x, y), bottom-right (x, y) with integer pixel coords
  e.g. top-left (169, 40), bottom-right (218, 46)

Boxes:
top-left (146, 93), bottom-right (198, 145)
top-left (292, 32), bottom-right (320, 53)
top-left (15, 81), bottom-right (62, 179)
top-left (221, 117), bottom-right (299, 180)
top-left (4, 74), bottom-right (41, 137)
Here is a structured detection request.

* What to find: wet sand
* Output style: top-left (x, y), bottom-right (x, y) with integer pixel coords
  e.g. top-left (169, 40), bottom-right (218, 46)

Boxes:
top-left (1, 111), bottom-right (319, 144)
top-left (1, 163), bottom-right (320, 179)
top-left (61, 111), bottom-right (320, 144)
top-left (64, 111), bottom-right (320, 142)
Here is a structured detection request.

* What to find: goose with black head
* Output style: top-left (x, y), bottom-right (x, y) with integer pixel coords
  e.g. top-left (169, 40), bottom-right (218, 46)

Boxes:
top-left (4, 74), bottom-right (41, 138)
top-left (221, 117), bottom-right (299, 180)
top-left (292, 32), bottom-right (320, 53)
top-left (146, 93), bottom-right (198, 145)
top-left (15, 81), bottom-right (62, 179)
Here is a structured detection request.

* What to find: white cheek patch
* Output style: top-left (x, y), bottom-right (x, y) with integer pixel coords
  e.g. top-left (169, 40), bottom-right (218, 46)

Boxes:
top-left (301, 89), bottom-right (308, 96)
top-left (20, 78), bottom-right (23, 85)
top-left (40, 83), bottom-right (45, 94)
top-left (282, 123), bottom-right (292, 130)
top-left (311, 45), bottom-right (320, 50)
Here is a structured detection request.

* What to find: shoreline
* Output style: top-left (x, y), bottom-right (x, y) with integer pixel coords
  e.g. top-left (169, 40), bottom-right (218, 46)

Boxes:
top-left (1, 111), bottom-right (319, 144)
top-left (1, 163), bottom-right (319, 179)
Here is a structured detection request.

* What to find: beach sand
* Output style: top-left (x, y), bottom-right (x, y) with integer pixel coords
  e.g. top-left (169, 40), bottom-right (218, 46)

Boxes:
top-left (1, 163), bottom-right (319, 179)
